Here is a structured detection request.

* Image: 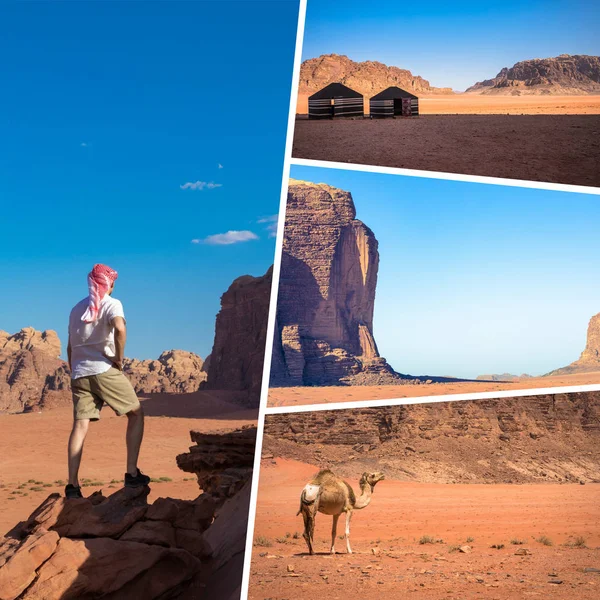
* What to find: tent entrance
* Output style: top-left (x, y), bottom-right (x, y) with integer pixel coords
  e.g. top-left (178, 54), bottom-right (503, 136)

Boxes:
top-left (393, 98), bottom-right (403, 116)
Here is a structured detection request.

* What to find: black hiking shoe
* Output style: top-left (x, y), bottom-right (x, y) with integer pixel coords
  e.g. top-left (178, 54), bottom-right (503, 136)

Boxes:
top-left (124, 468), bottom-right (151, 488)
top-left (65, 484), bottom-right (83, 499)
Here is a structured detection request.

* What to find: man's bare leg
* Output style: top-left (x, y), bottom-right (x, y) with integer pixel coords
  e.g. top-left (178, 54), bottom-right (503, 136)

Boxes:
top-left (68, 418), bottom-right (90, 486)
top-left (126, 406), bottom-right (144, 476)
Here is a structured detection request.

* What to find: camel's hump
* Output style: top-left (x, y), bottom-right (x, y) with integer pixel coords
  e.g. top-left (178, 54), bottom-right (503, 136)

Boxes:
top-left (309, 469), bottom-right (337, 485)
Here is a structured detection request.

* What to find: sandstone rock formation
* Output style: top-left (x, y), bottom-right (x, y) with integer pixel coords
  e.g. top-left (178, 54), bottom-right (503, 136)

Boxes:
top-left (546, 312), bottom-right (600, 376)
top-left (123, 350), bottom-right (206, 394)
top-left (465, 54), bottom-right (600, 95)
top-left (0, 328), bottom-right (70, 414)
top-left (0, 328), bottom-right (207, 414)
top-left (299, 54), bottom-right (454, 100)
top-left (270, 180), bottom-right (398, 386)
top-left (0, 427), bottom-right (257, 599)
top-left (203, 268), bottom-right (272, 406)
top-left (177, 426), bottom-right (257, 502)
top-left (263, 392), bottom-right (600, 484)
top-left (0, 486), bottom-right (212, 600)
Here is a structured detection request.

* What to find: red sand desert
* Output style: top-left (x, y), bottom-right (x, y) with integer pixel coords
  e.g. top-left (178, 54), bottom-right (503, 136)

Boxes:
top-left (268, 371), bottom-right (600, 407)
top-left (292, 113), bottom-right (600, 187)
top-left (0, 391), bottom-right (256, 534)
top-left (296, 94), bottom-right (600, 116)
top-left (249, 458), bottom-right (600, 599)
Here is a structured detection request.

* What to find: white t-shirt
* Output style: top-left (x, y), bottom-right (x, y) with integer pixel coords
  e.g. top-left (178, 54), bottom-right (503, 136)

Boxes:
top-left (69, 295), bottom-right (125, 379)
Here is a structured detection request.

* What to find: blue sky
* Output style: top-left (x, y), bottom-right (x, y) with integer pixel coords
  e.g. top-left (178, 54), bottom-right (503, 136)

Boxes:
top-left (302, 0), bottom-right (600, 90)
top-left (290, 166), bottom-right (600, 378)
top-left (0, 1), bottom-right (299, 361)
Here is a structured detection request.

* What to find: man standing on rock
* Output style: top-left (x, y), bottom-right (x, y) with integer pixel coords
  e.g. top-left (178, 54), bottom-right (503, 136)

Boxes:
top-left (65, 263), bottom-right (150, 499)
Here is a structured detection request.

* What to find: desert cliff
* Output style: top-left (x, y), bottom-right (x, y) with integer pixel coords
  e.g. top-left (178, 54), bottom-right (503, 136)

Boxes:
top-left (263, 392), bottom-right (600, 484)
top-left (546, 312), bottom-right (600, 376)
top-left (270, 180), bottom-right (397, 386)
top-left (299, 54), bottom-right (454, 98)
top-left (466, 54), bottom-right (600, 95)
top-left (203, 267), bottom-right (272, 407)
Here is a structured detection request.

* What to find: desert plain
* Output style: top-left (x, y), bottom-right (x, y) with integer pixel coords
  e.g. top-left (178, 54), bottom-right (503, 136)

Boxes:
top-left (249, 458), bottom-right (600, 599)
top-left (268, 371), bottom-right (600, 407)
top-left (0, 390), bottom-right (256, 534)
top-left (293, 96), bottom-right (600, 187)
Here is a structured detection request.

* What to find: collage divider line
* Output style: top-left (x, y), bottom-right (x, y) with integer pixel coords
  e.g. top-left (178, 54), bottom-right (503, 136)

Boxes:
top-left (240, 2), bottom-right (599, 596)
top-left (239, 0), bottom-right (308, 597)
top-left (290, 157), bottom-right (600, 195)
top-left (265, 383), bottom-right (600, 415)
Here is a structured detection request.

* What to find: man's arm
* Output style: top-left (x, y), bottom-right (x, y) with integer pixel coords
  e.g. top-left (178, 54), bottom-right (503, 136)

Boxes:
top-left (112, 316), bottom-right (127, 371)
top-left (67, 335), bottom-right (72, 371)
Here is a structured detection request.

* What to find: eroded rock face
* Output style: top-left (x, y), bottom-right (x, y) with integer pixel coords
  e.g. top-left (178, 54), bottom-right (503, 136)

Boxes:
top-left (299, 53), bottom-right (454, 98)
top-left (0, 328), bottom-right (206, 414)
top-left (0, 329), bottom-right (70, 414)
top-left (270, 180), bottom-right (397, 386)
top-left (0, 485), bottom-right (214, 600)
top-left (203, 269), bottom-right (272, 406)
top-left (466, 54), bottom-right (600, 95)
top-left (546, 312), bottom-right (600, 376)
top-left (123, 350), bottom-right (206, 394)
top-left (263, 392), bottom-right (600, 484)
top-left (177, 426), bottom-right (257, 501)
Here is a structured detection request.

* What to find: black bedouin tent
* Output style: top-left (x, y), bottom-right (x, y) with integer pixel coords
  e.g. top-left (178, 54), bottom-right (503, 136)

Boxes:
top-left (369, 86), bottom-right (419, 117)
top-left (308, 83), bottom-right (364, 119)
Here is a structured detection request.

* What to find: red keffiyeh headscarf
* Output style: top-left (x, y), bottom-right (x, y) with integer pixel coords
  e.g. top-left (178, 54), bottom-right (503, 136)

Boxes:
top-left (81, 264), bottom-right (118, 323)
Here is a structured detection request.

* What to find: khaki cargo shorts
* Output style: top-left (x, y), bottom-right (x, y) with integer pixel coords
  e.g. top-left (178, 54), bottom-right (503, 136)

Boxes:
top-left (71, 367), bottom-right (140, 421)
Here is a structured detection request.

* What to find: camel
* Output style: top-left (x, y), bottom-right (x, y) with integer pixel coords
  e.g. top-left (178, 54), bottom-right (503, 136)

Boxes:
top-left (297, 469), bottom-right (385, 555)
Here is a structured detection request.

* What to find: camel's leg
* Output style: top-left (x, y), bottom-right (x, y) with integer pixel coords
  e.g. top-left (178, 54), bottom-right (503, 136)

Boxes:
top-left (345, 510), bottom-right (353, 554)
top-left (301, 508), bottom-right (315, 555)
top-left (330, 513), bottom-right (340, 554)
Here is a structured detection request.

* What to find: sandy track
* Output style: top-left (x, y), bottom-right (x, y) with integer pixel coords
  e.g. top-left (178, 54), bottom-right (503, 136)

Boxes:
top-left (292, 114), bottom-right (600, 187)
top-left (268, 372), bottom-right (600, 407)
top-left (249, 459), bottom-right (600, 599)
top-left (0, 391), bottom-right (256, 534)
top-left (296, 94), bottom-right (600, 115)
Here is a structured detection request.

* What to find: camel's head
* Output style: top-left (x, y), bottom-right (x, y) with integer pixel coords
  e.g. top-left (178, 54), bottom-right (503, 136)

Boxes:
top-left (360, 471), bottom-right (385, 492)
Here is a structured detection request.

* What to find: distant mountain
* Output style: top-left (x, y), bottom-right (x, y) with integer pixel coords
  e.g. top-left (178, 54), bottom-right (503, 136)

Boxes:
top-left (0, 327), bottom-right (207, 413)
top-left (546, 312), bottom-right (600, 376)
top-left (476, 373), bottom-right (533, 382)
top-left (466, 54), bottom-right (600, 95)
top-left (298, 54), bottom-right (454, 99)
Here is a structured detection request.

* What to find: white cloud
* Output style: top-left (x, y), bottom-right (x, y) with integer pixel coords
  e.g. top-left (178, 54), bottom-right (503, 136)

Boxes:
top-left (192, 230), bottom-right (259, 245)
top-left (180, 181), bottom-right (223, 191)
top-left (258, 214), bottom-right (278, 237)
top-left (257, 214), bottom-right (278, 224)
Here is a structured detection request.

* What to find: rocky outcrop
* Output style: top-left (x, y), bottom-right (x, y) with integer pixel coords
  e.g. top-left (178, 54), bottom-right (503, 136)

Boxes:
top-left (270, 180), bottom-right (397, 386)
top-left (123, 350), bottom-right (206, 394)
top-left (465, 54), bottom-right (600, 95)
top-left (0, 427), bottom-right (257, 599)
top-left (0, 328), bottom-right (70, 414)
top-left (0, 328), bottom-right (207, 414)
top-left (203, 268), bottom-right (272, 406)
top-left (0, 486), bottom-right (213, 600)
top-left (299, 54), bottom-right (454, 99)
top-left (546, 312), bottom-right (600, 376)
top-left (177, 426), bottom-right (257, 502)
top-left (263, 392), bottom-right (600, 484)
